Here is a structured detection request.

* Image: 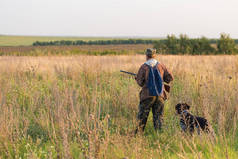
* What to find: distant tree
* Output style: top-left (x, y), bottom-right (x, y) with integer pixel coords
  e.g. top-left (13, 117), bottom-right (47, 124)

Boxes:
top-left (65, 40), bottom-right (73, 45)
top-left (199, 36), bottom-right (215, 54)
top-left (217, 33), bottom-right (237, 54)
top-left (33, 41), bottom-right (40, 46)
top-left (166, 34), bottom-right (179, 54)
top-left (179, 34), bottom-right (191, 54)
top-left (153, 40), bottom-right (167, 54)
top-left (190, 39), bottom-right (200, 55)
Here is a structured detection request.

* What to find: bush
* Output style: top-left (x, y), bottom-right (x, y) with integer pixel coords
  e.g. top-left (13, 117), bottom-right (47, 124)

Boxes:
top-left (217, 33), bottom-right (237, 54)
top-left (154, 33), bottom-right (238, 55)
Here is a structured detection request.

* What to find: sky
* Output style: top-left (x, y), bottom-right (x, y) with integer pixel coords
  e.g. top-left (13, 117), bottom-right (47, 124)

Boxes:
top-left (0, 0), bottom-right (238, 38)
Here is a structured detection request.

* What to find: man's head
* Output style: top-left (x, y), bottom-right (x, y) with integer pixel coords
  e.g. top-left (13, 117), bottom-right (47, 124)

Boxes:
top-left (146, 48), bottom-right (156, 60)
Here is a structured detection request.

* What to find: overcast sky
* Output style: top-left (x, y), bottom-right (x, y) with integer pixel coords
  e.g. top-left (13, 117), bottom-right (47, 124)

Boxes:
top-left (0, 0), bottom-right (237, 38)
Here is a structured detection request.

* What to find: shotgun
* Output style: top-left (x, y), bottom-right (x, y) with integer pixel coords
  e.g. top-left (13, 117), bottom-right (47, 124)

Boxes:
top-left (120, 70), bottom-right (136, 76)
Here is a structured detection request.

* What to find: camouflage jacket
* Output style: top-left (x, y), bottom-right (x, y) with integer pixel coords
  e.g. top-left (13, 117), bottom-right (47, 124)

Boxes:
top-left (136, 59), bottom-right (173, 101)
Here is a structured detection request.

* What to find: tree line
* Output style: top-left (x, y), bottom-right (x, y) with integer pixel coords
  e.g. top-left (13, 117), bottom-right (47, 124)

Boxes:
top-left (32, 39), bottom-right (156, 46)
top-left (154, 33), bottom-right (238, 55)
top-left (32, 33), bottom-right (238, 54)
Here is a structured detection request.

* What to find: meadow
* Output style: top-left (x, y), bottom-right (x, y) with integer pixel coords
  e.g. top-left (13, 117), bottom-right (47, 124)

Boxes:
top-left (0, 35), bottom-right (160, 47)
top-left (0, 55), bottom-right (238, 159)
top-left (0, 36), bottom-right (123, 46)
top-left (0, 44), bottom-right (152, 56)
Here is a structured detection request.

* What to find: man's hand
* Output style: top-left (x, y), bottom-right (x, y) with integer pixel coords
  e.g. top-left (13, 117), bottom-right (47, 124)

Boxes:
top-left (164, 84), bottom-right (170, 93)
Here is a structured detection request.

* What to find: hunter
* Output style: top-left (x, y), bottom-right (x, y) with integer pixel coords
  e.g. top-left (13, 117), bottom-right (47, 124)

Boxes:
top-left (135, 48), bottom-right (173, 134)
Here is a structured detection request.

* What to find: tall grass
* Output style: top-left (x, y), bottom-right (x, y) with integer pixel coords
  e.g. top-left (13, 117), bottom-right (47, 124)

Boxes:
top-left (0, 55), bottom-right (237, 158)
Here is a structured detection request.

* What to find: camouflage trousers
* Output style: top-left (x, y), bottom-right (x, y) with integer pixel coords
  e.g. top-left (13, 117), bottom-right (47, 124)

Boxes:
top-left (135, 96), bottom-right (164, 134)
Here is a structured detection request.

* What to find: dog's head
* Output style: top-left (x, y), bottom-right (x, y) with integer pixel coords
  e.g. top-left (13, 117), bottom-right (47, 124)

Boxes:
top-left (175, 103), bottom-right (190, 115)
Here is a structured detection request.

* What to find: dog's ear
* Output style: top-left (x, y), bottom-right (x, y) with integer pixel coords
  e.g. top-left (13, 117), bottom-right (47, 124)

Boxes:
top-left (175, 103), bottom-right (182, 114)
top-left (184, 103), bottom-right (190, 110)
top-left (175, 103), bottom-right (181, 110)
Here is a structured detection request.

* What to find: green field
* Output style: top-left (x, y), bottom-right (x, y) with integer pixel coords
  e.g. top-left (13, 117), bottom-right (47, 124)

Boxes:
top-left (0, 35), bottom-right (162, 46)
top-left (0, 35), bottom-right (120, 46)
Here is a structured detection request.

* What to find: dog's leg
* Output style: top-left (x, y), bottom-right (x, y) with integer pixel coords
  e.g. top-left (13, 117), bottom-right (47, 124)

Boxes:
top-left (180, 119), bottom-right (187, 132)
top-left (196, 125), bottom-right (201, 135)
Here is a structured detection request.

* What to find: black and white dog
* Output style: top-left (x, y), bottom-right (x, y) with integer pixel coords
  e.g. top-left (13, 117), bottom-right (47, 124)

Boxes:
top-left (175, 103), bottom-right (209, 134)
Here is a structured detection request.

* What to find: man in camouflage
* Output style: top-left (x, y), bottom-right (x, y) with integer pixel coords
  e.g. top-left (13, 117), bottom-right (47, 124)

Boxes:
top-left (135, 48), bottom-right (173, 134)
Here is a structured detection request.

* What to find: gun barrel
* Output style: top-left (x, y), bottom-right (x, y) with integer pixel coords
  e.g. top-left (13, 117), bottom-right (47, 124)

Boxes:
top-left (120, 70), bottom-right (136, 76)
